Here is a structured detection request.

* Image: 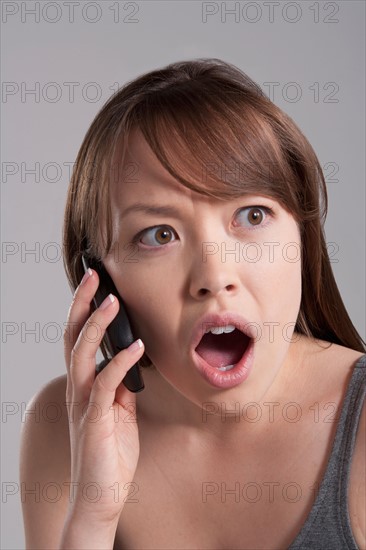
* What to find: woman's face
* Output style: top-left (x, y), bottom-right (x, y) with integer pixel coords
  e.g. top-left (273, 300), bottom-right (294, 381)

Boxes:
top-left (103, 129), bottom-right (302, 407)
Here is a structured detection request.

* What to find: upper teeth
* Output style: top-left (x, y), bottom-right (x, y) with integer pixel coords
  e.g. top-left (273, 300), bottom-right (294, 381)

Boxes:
top-left (205, 324), bottom-right (236, 335)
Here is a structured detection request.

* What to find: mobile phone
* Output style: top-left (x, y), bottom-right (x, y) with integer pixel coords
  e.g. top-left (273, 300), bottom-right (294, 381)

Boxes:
top-left (81, 254), bottom-right (145, 393)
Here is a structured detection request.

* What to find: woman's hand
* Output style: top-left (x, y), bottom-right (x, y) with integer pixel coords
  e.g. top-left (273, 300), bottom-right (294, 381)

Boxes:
top-left (63, 267), bottom-right (144, 526)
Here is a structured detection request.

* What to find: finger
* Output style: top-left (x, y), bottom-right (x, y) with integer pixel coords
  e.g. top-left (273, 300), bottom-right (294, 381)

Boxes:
top-left (63, 268), bottom-right (99, 374)
top-left (69, 292), bottom-right (121, 400)
top-left (89, 340), bottom-right (145, 417)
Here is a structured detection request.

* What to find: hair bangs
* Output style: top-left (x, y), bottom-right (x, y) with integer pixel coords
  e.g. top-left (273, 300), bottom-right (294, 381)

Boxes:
top-left (128, 86), bottom-right (298, 215)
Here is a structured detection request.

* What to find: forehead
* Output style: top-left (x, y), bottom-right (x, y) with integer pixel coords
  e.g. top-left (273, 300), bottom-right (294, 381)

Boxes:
top-left (111, 128), bottom-right (196, 201)
top-left (120, 128), bottom-right (161, 171)
top-left (108, 128), bottom-right (289, 217)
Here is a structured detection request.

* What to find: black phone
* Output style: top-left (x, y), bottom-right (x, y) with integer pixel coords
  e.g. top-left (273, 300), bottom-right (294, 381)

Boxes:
top-left (81, 254), bottom-right (145, 393)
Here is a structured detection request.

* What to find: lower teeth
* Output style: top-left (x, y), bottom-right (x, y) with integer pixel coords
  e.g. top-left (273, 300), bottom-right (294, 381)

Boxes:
top-left (217, 364), bottom-right (235, 372)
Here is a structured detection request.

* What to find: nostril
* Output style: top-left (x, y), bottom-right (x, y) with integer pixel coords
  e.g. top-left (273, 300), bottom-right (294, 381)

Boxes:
top-left (198, 285), bottom-right (235, 296)
top-left (198, 288), bottom-right (209, 296)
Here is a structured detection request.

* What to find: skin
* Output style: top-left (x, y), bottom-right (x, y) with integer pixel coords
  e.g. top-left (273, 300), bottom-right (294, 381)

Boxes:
top-left (103, 128), bottom-right (307, 442)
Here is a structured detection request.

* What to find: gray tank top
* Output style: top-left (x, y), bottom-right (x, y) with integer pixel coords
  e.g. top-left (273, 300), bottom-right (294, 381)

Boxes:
top-left (289, 353), bottom-right (366, 549)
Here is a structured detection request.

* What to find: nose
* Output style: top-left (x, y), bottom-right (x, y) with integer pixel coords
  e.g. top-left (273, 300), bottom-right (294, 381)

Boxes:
top-left (188, 242), bottom-right (241, 300)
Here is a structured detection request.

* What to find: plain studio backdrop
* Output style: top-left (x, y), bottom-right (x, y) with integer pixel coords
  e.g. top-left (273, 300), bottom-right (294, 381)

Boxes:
top-left (1, 1), bottom-right (365, 547)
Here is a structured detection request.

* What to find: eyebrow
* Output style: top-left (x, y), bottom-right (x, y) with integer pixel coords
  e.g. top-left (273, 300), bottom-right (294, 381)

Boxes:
top-left (119, 203), bottom-right (183, 219)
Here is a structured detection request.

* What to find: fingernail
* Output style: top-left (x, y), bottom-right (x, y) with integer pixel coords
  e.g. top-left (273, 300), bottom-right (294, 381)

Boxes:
top-left (81, 268), bottom-right (93, 285)
top-left (99, 293), bottom-right (115, 310)
top-left (128, 339), bottom-right (143, 353)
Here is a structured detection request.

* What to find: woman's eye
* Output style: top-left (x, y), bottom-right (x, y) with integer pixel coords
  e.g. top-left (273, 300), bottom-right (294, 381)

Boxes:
top-left (138, 226), bottom-right (176, 247)
top-left (236, 206), bottom-right (273, 229)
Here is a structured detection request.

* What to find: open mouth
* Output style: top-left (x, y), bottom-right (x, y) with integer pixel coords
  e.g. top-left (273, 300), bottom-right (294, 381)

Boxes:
top-left (194, 328), bottom-right (251, 371)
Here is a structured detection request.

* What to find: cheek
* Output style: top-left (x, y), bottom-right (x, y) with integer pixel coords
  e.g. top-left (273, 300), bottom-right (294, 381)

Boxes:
top-left (277, 254), bottom-right (302, 315)
top-left (248, 239), bottom-right (302, 313)
top-left (245, 239), bottom-right (302, 349)
top-left (273, 244), bottom-right (301, 297)
top-left (109, 264), bottom-right (181, 353)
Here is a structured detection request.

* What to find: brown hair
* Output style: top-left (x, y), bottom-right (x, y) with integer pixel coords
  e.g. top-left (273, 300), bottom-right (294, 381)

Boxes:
top-left (62, 58), bottom-right (366, 366)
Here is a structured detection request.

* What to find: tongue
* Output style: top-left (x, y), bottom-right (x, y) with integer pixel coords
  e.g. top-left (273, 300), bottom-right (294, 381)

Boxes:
top-left (195, 330), bottom-right (249, 369)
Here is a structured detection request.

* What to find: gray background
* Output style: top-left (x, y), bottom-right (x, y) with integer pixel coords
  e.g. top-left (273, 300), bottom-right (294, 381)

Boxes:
top-left (1, 1), bottom-right (365, 547)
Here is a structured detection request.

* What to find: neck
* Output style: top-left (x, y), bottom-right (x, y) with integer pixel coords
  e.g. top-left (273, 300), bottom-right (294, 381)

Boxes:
top-left (135, 334), bottom-right (311, 442)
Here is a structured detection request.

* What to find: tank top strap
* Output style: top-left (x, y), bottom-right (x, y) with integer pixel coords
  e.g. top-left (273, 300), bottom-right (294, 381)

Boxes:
top-left (289, 353), bottom-right (366, 549)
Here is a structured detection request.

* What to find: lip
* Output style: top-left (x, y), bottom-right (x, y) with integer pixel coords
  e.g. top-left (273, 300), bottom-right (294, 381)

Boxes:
top-left (189, 311), bottom-right (257, 389)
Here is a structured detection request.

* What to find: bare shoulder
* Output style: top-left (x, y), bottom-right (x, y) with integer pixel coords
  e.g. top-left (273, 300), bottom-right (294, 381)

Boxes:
top-left (295, 335), bottom-right (364, 394)
top-left (20, 374), bottom-right (71, 548)
top-left (300, 334), bottom-right (365, 369)
top-left (20, 374), bottom-right (70, 462)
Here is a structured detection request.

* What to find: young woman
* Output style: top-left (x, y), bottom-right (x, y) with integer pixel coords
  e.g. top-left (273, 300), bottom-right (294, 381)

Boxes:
top-left (20, 58), bottom-right (365, 549)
